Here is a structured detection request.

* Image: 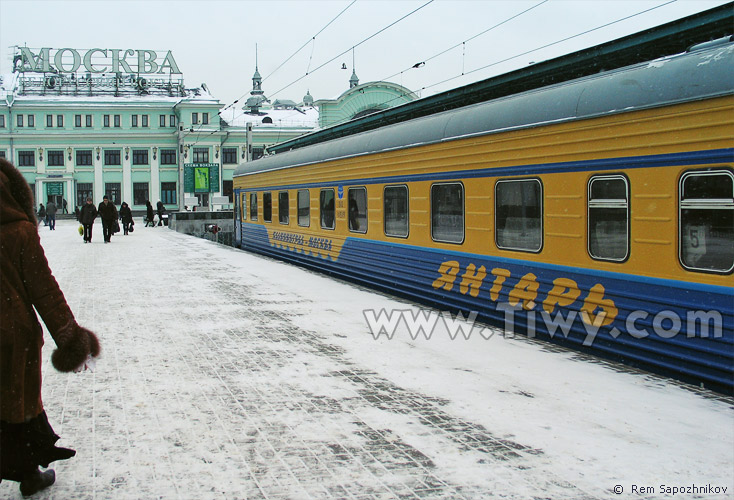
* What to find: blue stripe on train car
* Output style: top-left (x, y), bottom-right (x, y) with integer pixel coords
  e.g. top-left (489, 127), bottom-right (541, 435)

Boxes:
top-left (236, 148), bottom-right (734, 193)
top-left (239, 222), bottom-right (734, 393)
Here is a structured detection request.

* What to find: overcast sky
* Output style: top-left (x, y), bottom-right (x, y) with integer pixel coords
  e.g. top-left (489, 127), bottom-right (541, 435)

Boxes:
top-left (0, 0), bottom-right (729, 108)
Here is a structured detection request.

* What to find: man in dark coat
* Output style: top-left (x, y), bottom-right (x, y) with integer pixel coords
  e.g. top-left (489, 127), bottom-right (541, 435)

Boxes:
top-left (145, 200), bottom-right (154, 226)
top-left (0, 158), bottom-right (101, 497)
top-left (45, 200), bottom-right (57, 231)
top-left (156, 200), bottom-right (166, 227)
top-left (119, 202), bottom-right (133, 235)
top-left (38, 204), bottom-right (46, 226)
top-left (79, 197), bottom-right (97, 243)
top-left (97, 195), bottom-right (118, 243)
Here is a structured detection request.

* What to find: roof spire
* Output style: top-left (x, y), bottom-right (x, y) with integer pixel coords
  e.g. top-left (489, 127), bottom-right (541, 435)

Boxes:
top-left (245, 43), bottom-right (267, 113)
top-left (252, 43), bottom-right (263, 96)
top-left (349, 47), bottom-right (359, 88)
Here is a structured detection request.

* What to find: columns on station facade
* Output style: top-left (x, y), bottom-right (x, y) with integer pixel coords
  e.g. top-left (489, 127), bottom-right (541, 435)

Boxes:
top-left (88, 144), bottom-right (162, 208)
top-left (94, 147), bottom-right (104, 202)
top-left (122, 148), bottom-right (132, 206)
top-left (151, 150), bottom-right (161, 204)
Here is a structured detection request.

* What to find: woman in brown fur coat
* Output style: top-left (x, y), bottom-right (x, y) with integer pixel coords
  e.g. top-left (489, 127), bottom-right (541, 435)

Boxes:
top-left (0, 158), bottom-right (101, 497)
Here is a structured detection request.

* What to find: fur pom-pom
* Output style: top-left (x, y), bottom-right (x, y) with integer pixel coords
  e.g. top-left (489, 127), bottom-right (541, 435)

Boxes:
top-left (87, 328), bottom-right (101, 358)
top-left (51, 325), bottom-right (101, 372)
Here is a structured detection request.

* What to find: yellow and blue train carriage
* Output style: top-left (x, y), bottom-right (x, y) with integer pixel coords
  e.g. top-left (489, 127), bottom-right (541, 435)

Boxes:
top-left (234, 40), bottom-right (734, 393)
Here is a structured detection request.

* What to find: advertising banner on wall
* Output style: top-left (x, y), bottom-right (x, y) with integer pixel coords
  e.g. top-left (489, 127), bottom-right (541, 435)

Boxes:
top-left (184, 163), bottom-right (219, 193)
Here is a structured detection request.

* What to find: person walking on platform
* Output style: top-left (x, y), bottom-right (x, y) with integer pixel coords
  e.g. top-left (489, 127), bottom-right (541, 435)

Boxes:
top-left (119, 202), bottom-right (133, 235)
top-left (38, 204), bottom-right (46, 226)
top-left (79, 198), bottom-right (97, 243)
top-left (62, 199), bottom-right (68, 214)
top-left (46, 200), bottom-right (57, 231)
top-left (0, 158), bottom-right (101, 498)
top-left (98, 196), bottom-right (118, 243)
top-left (156, 200), bottom-right (166, 227)
top-left (145, 200), bottom-right (155, 227)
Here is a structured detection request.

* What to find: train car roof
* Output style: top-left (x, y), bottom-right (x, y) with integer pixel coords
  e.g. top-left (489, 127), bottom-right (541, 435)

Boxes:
top-left (234, 40), bottom-right (734, 178)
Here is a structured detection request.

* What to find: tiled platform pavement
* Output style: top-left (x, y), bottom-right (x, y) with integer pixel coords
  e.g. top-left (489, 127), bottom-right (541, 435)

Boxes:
top-left (1, 221), bottom-right (730, 499)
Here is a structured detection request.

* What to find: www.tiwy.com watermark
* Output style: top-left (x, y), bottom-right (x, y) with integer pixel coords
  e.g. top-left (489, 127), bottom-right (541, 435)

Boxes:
top-left (363, 304), bottom-right (724, 345)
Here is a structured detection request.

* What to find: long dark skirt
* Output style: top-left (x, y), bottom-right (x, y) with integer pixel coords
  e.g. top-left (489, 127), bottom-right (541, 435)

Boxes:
top-left (0, 411), bottom-right (75, 481)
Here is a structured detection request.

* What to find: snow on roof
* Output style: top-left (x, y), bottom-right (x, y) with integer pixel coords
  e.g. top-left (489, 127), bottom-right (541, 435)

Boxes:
top-left (0, 72), bottom-right (19, 101)
top-left (0, 73), bottom-right (219, 106)
top-left (220, 106), bottom-right (319, 129)
top-left (0, 72), bottom-right (319, 131)
top-left (272, 99), bottom-right (297, 108)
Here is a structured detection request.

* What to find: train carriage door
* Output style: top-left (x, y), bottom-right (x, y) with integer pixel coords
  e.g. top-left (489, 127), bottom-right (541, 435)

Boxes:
top-left (234, 190), bottom-right (242, 247)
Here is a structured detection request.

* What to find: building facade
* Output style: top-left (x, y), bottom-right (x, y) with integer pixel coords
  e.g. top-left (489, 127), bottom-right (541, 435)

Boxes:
top-left (0, 47), bottom-right (414, 213)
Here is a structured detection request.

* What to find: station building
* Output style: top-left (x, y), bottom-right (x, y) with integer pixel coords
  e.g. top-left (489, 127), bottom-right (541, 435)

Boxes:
top-left (0, 47), bottom-right (415, 213)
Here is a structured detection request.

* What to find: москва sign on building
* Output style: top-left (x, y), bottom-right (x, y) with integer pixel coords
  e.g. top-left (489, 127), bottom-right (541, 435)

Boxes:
top-left (14, 47), bottom-right (181, 75)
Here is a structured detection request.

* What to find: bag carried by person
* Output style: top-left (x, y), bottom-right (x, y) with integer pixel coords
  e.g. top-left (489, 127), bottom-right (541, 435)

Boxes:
top-left (113, 220), bottom-right (120, 233)
top-left (129, 224), bottom-right (134, 233)
top-left (78, 224), bottom-right (84, 236)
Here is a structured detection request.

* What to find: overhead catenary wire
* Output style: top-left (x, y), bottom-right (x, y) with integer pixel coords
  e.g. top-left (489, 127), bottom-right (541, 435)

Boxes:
top-left (266, 0), bottom-right (435, 100)
top-left (217, 0), bottom-right (545, 122)
top-left (197, 0), bottom-right (435, 147)
top-left (273, 0), bottom-right (683, 136)
top-left (263, 0), bottom-right (358, 83)
top-left (381, 0), bottom-right (550, 83)
top-left (418, 0), bottom-right (678, 93)
top-left (186, 0), bottom-right (682, 150)
top-left (219, 0), bottom-right (357, 115)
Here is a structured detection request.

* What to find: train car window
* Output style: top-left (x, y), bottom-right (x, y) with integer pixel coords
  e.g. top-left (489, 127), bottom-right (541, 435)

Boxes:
top-left (320, 189), bottom-right (336, 230)
top-left (588, 175), bottom-right (629, 261)
top-left (263, 192), bottom-right (272, 223)
top-left (384, 185), bottom-right (409, 238)
top-left (279, 191), bottom-right (289, 225)
top-left (348, 187), bottom-right (368, 233)
top-left (679, 170), bottom-right (734, 273)
top-left (431, 183), bottom-right (464, 244)
top-left (495, 179), bottom-right (542, 252)
top-left (298, 189), bottom-right (310, 227)
top-left (249, 193), bottom-right (258, 221)
top-left (240, 193), bottom-right (246, 221)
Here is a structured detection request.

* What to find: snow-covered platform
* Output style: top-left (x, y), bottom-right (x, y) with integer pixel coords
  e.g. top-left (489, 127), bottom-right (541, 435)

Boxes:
top-left (3, 220), bottom-right (732, 500)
